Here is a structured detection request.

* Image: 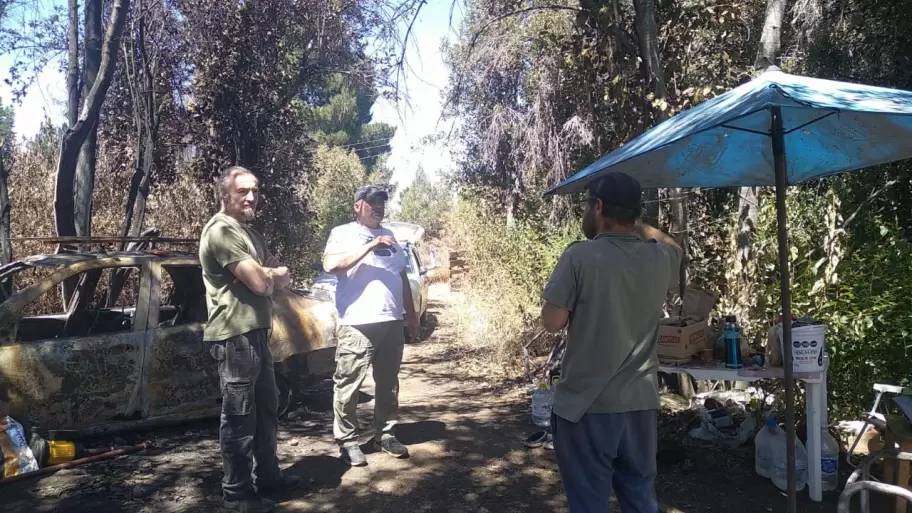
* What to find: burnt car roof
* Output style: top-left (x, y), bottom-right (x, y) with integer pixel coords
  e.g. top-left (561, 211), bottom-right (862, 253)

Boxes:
top-left (18, 250), bottom-right (199, 267)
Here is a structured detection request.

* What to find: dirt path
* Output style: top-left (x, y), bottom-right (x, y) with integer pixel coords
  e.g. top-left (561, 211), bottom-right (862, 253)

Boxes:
top-left (2, 284), bottom-right (847, 513)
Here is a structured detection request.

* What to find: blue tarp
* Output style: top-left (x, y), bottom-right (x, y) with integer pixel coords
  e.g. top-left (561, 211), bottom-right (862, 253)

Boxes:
top-left (546, 68), bottom-right (912, 194)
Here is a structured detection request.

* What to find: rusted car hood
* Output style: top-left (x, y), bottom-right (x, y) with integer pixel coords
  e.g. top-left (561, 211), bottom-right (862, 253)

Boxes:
top-left (270, 288), bottom-right (338, 362)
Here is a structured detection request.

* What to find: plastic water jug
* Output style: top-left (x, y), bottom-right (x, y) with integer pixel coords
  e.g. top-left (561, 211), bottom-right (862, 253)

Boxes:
top-left (531, 381), bottom-right (552, 427)
top-left (821, 428), bottom-right (839, 491)
top-left (754, 418), bottom-right (781, 479)
top-left (771, 431), bottom-right (808, 492)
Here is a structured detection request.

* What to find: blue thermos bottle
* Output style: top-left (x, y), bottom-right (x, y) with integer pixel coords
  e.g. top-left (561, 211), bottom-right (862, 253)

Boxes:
top-left (723, 315), bottom-right (743, 369)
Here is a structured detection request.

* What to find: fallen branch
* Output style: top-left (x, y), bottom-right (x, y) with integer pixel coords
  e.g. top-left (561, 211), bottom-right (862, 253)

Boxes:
top-left (0, 441), bottom-right (152, 487)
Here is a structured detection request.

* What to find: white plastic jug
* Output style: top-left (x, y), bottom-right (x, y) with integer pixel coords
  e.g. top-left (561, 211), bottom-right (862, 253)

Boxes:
top-left (754, 418), bottom-right (781, 479)
top-left (771, 431), bottom-right (808, 492)
top-left (531, 382), bottom-right (552, 427)
top-left (821, 428), bottom-right (840, 491)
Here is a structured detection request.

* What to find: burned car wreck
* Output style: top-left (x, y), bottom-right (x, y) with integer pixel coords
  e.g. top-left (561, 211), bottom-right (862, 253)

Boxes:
top-left (0, 247), bottom-right (338, 436)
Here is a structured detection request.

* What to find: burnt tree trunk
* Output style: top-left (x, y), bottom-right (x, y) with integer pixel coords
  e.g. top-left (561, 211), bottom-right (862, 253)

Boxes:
top-left (67, 0), bottom-right (80, 128)
top-left (59, 0), bottom-right (83, 309)
top-left (53, 0), bottom-right (131, 243)
top-left (74, 0), bottom-right (103, 238)
top-left (0, 140), bottom-right (11, 298)
top-left (108, 0), bottom-right (161, 307)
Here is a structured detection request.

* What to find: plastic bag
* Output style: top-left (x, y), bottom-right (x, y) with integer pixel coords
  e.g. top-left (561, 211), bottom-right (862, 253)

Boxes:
top-left (0, 414), bottom-right (40, 478)
top-left (688, 391), bottom-right (759, 449)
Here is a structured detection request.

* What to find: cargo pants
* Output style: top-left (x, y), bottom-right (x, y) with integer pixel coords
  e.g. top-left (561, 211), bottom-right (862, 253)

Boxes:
top-left (209, 328), bottom-right (283, 500)
top-left (333, 321), bottom-right (405, 445)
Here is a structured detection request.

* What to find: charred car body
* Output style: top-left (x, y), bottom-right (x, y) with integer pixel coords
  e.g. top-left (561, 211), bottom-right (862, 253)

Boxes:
top-left (0, 248), bottom-right (338, 436)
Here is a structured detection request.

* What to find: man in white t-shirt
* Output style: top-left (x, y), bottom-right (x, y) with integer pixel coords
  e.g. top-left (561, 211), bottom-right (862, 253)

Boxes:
top-left (322, 185), bottom-right (420, 466)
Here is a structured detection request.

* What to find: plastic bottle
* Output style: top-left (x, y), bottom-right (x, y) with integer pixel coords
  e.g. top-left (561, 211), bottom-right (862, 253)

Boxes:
top-left (821, 428), bottom-right (840, 491)
top-left (531, 381), bottom-right (552, 427)
top-left (771, 431), bottom-right (808, 492)
top-left (754, 418), bottom-right (780, 479)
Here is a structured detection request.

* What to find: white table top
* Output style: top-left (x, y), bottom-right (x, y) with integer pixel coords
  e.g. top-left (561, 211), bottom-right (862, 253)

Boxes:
top-left (658, 362), bottom-right (825, 382)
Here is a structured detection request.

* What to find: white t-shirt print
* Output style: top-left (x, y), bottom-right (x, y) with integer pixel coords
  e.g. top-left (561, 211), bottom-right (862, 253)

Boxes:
top-left (323, 222), bottom-right (408, 326)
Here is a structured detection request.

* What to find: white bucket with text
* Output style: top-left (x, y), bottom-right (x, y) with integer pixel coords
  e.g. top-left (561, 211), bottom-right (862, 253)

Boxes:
top-left (777, 324), bottom-right (826, 373)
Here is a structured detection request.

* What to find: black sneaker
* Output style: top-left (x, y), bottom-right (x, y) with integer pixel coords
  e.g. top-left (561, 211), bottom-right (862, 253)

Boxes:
top-left (340, 444), bottom-right (367, 466)
top-left (223, 496), bottom-right (276, 513)
top-left (374, 435), bottom-right (409, 458)
top-left (257, 472), bottom-right (303, 496)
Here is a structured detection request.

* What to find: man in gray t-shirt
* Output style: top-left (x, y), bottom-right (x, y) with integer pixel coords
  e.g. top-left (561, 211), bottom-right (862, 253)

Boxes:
top-left (541, 172), bottom-right (682, 513)
top-left (322, 185), bottom-right (420, 467)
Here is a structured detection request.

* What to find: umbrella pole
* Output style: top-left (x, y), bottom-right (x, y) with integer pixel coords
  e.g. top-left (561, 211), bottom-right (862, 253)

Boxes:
top-left (771, 105), bottom-right (798, 513)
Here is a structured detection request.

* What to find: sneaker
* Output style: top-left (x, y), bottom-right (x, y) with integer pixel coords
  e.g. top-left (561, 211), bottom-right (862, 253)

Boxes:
top-left (257, 472), bottom-right (303, 496)
top-left (340, 444), bottom-right (368, 466)
top-left (543, 432), bottom-right (554, 451)
top-left (223, 496), bottom-right (276, 513)
top-left (523, 430), bottom-right (548, 449)
top-left (374, 435), bottom-right (409, 458)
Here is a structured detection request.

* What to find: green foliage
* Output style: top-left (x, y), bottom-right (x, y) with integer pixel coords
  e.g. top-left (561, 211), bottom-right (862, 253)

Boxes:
top-left (396, 167), bottom-right (452, 236)
top-left (309, 144), bottom-right (369, 246)
top-left (745, 182), bottom-right (912, 420)
top-left (0, 101), bottom-right (13, 143)
top-left (444, 0), bottom-right (912, 421)
top-left (305, 73), bottom-right (396, 173)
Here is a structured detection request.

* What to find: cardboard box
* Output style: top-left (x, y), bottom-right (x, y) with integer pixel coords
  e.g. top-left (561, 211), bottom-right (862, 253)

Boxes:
top-left (657, 287), bottom-right (719, 362)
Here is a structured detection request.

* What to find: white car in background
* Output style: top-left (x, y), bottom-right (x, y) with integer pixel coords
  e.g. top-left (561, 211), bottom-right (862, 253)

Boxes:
top-left (312, 221), bottom-right (432, 327)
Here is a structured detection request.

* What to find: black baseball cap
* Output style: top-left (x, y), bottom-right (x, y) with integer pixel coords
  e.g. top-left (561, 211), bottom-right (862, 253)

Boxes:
top-left (584, 172), bottom-right (642, 219)
top-left (354, 185), bottom-right (389, 203)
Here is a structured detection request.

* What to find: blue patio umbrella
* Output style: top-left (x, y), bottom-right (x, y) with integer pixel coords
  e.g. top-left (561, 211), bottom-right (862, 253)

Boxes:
top-left (545, 67), bottom-right (912, 513)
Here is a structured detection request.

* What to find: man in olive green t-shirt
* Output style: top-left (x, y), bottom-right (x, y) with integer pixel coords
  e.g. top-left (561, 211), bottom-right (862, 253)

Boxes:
top-left (199, 166), bottom-right (300, 513)
top-left (541, 172), bottom-right (682, 513)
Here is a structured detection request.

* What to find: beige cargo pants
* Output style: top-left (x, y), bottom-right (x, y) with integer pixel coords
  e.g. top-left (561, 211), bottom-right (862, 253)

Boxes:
top-left (333, 320), bottom-right (405, 445)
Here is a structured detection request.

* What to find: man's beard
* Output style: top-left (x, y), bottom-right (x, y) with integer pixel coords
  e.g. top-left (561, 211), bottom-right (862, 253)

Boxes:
top-left (581, 211), bottom-right (597, 240)
top-left (370, 209), bottom-right (384, 222)
top-left (241, 207), bottom-right (256, 222)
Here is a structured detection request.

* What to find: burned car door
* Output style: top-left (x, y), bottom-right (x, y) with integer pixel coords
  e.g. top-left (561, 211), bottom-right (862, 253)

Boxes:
top-left (0, 262), bottom-right (150, 432)
top-left (141, 262), bottom-right (220, 419)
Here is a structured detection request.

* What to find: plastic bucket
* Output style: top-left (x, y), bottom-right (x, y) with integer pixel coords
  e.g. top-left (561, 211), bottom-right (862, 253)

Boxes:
top-left (777, 324), bottom-right (826, 372)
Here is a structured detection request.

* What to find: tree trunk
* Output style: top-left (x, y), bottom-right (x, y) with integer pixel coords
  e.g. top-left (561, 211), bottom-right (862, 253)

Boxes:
top-left (66, 0), bottom-right (80, 128)
top-left (0, 140), bottom-right (11, 298)
top-left (633, 0), bottom-right (695, 393)
top-left (632, 0), bottom-right (666, 227)
top-left (53, 0), bottom-right (131, 242)
top-left (736, 0), bottom-right (784, 313)
top-left (109, 2), bottom-right (160, 307)
top-left (59, 0), bottom-right (83, 308)
top-left (74, 0), bottom-right (103, 238)
top-left (755, 0), bottom-right (786, 71)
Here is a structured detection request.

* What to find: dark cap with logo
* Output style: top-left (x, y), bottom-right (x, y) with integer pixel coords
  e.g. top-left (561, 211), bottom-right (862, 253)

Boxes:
top-left (584, 172), bottom-right (642, 220)
top-left (354, 185), bottom-right (389, 203)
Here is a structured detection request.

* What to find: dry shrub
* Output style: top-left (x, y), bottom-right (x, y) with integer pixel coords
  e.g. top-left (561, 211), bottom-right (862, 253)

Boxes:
top-left (8, 126), bottom-right (59, 259)
top-left (444, 199), bottom-right (577, 378)
top-left (145, 172), bottom-right (215, 240)
top-left (427, 266), bottom-right (450, 284)
top-left (8, 127), bottom-right (214, 246)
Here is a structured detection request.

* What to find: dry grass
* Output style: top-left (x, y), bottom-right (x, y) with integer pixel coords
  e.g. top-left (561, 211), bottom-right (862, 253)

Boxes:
top-left (439, 203), bottom-right (574, 379)
top-left (427, 266), bottom-right (450, 284)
